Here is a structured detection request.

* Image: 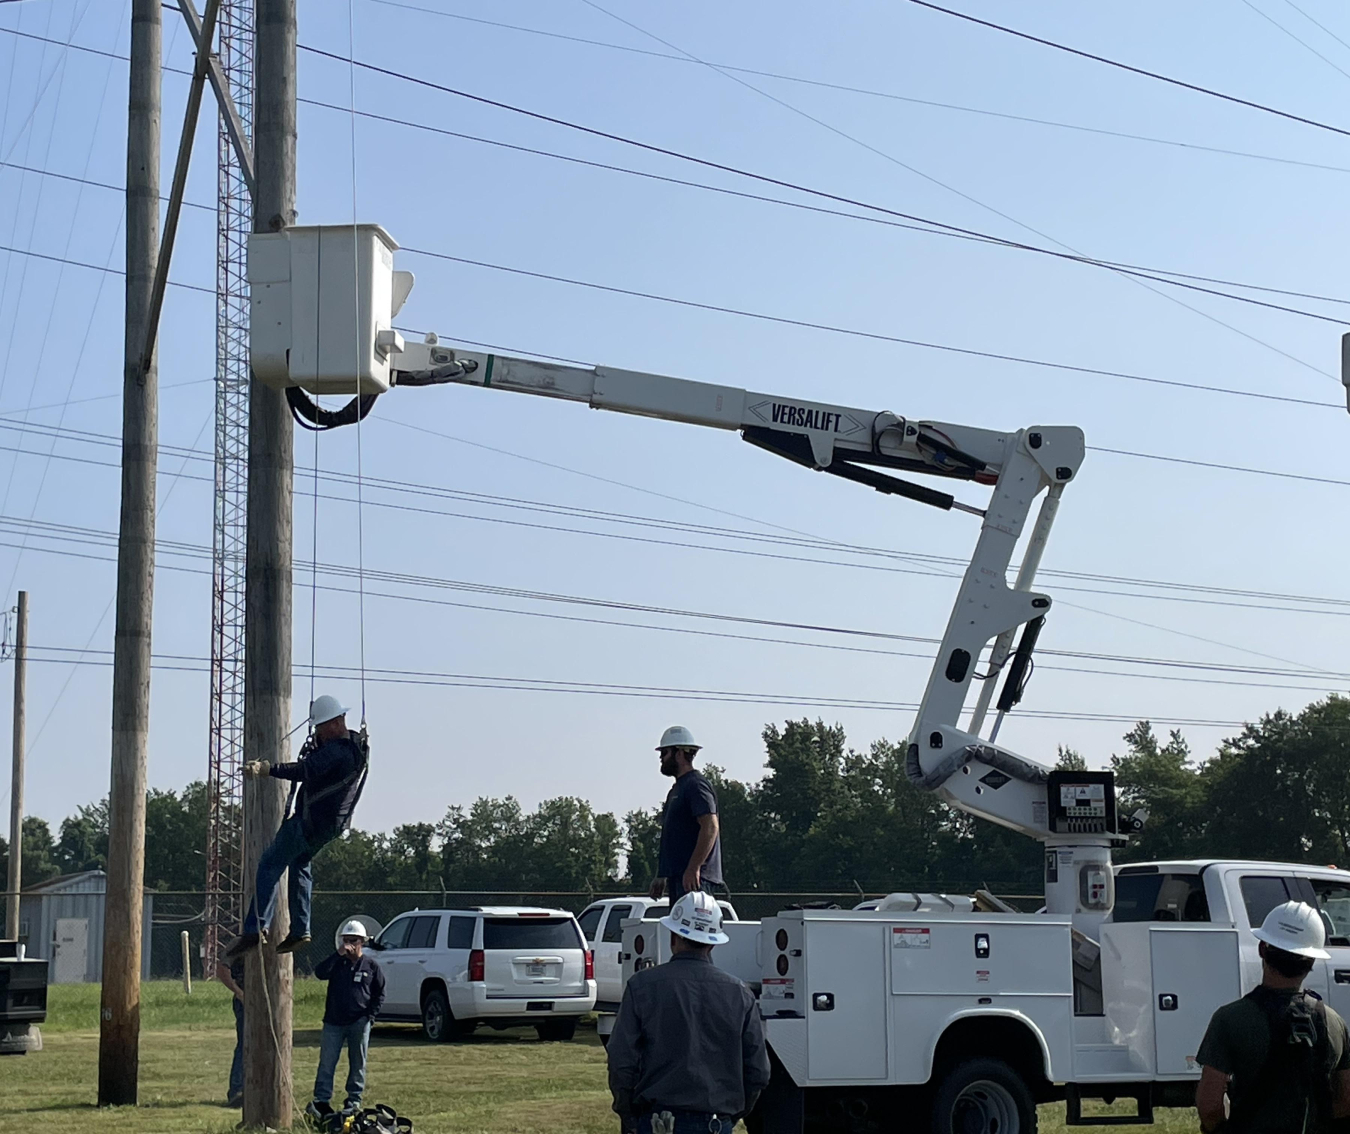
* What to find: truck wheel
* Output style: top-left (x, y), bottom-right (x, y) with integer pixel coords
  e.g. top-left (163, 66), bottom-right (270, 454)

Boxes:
top-left (932, 1058), bottom-right (1036, 1134)
top-left (536, 1017), bottom-right (578, 1042)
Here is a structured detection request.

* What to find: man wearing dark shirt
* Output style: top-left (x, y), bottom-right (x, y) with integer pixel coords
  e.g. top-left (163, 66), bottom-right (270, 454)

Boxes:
top-left (307, 920), bottom-right (386, 1123)
top-left (1197, 901), bottom-right (1350, 1134)
top-left (649, 726), bottom-right (723, 904)
top-left (225, 694), bottom-right (367, 958)
top-left (608, 891), bottom-right (769, 1132)
top-left (214, 951), bottom-right (246, 1107)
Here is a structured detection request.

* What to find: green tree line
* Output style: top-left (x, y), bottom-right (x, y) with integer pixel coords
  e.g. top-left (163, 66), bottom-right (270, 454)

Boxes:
top-left (4, 695), bottom-right (1348, 895)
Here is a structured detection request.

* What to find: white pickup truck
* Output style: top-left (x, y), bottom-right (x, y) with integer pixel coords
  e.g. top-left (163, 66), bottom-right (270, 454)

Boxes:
top-left (619, 860), bottom-right (1350, 1133)
top-left (577, 895), bottom-right (738, 1045)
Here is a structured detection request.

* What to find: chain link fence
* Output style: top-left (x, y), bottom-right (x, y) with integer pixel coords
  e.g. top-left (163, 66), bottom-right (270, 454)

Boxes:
top-left (147, 886), bottom-right (1045, 979)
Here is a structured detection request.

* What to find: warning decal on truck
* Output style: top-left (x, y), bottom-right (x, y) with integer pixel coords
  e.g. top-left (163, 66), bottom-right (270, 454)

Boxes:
top-left (892, 927), bottom-right (931, 949)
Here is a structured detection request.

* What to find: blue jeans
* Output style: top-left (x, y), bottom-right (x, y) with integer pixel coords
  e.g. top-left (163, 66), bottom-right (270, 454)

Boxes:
top-left (314, 1019), bottom-right (371, 1109)
top-left (228, 996), bottom-right (244, 1101)
top-left (242, 814), bottom-right (314, 937)
top-left (637, 1116), bottom-right (735, 1133)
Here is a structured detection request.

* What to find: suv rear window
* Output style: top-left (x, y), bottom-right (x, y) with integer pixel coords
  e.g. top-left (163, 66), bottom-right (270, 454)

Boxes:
top-left (1114, 872), bottom-right (1209, 922)
top-left (483, 917), bottom-right (582, 951)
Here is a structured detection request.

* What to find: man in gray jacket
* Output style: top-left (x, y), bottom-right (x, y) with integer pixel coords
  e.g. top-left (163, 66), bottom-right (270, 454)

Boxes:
top-left (608, 891), bottom-right (770, 1133)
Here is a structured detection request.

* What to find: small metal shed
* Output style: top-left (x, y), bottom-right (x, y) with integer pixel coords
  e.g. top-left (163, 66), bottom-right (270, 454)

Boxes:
top-left (18, 871), bottom-right (154, 984)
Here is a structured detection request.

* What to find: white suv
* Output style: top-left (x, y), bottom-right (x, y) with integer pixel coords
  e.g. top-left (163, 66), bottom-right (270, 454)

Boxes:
top-left (368, 906), bottom-right (596, 1042)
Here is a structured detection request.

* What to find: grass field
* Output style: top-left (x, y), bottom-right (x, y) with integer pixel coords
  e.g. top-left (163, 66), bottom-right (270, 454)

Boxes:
top-left (0, 982), bottom-right (1200, 1133)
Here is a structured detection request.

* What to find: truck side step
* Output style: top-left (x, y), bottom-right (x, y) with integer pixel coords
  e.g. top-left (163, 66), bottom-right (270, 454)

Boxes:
top-left (1065, 1085), bottom-right (1155, 1126)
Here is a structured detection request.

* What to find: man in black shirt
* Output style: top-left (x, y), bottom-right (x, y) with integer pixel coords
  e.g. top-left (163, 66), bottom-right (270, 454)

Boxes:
top-left (307, 920), bottom-right (386, 1123)
top-left (214, 951), bottom-right (246, 1107)
top-left (1197, 900), bottom-right (1350, 1134)
top-left (226, 694), bottom-right (368, 958)
top-left (650, 726), bottom-right (723, 904)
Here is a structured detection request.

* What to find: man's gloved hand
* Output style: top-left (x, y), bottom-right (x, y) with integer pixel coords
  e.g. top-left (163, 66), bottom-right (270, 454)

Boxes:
top-left (243, 759), bottom-right (271, 778)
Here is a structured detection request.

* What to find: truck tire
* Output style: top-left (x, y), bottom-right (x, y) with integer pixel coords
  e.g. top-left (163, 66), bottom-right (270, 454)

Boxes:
top-left (932, 1058), bottom-right (1036, 1134)
top-left (536, 1017), bottom-right (578, 1042)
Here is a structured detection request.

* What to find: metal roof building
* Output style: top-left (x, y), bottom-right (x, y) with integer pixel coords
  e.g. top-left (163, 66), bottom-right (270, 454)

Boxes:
top-left (19, 871), bottom-right (154, 984)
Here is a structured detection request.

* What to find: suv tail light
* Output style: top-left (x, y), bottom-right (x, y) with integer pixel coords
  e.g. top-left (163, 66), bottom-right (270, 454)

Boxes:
top-left (585, 950), bottom-right (594, 981)
top-left (469, 949), bottom-right (485, 982)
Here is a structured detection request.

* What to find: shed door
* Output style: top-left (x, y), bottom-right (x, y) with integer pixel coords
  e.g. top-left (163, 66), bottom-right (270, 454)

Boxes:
top-left (54, 918), bottom-right (89, 983)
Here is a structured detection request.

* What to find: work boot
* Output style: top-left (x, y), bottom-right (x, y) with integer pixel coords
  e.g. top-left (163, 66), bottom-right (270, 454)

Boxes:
top-left (276, 933), bottom-right (312, 955)
top-left (223, 931), bottom-right (262, 960)
top-left (305, 1100), bottom-right (335, 1127)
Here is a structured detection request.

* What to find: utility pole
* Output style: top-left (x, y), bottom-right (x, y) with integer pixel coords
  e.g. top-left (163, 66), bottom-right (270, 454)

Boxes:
top-left (242, 0), bottom-right (295, 1124)
top-left (99, 0), bottom-right (159, 1107)
top-left (5, 591), bottom-right (26, 941)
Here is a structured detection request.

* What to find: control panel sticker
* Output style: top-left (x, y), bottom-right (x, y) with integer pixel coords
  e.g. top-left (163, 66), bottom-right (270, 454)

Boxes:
top-left (892, 927), bottom-right (931, 949)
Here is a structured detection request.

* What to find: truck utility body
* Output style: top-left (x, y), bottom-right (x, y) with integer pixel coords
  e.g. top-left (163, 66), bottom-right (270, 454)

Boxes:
top-left (611, 861), bottom-right (1350, 1131)
top-left (246, 229), bottom-right (1350, 1131)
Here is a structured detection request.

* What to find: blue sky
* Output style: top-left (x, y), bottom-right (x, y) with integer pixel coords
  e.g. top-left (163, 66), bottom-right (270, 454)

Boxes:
top-left (0, 0), bottom-right (1347, 842)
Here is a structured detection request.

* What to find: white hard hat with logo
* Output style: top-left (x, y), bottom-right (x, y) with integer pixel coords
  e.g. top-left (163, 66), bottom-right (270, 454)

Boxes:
top-left (656, 725), bottom-right (700, 751)
top-left (1253, 900), bottom-right (1330, 959)
top-left (660, 890), bottom-right (729, 945)
top-left (338, 919), bottom-right (370, 941)
top-left (333, 914), bottom-right (381, 949)
top-left (308, 694), bottom-right (350, 728)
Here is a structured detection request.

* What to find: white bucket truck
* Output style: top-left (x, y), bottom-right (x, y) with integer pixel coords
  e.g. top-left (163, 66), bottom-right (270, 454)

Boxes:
top-left (249, 227), bottom-right (1350, 1131)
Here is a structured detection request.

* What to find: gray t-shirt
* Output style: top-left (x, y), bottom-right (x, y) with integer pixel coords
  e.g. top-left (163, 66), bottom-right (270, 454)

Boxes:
top-left (657, 770), bottom-right (722, 885)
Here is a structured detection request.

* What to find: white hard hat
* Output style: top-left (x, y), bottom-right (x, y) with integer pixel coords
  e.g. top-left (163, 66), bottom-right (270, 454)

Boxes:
top-left (1253, 900), bottom-right (1330, 960)
top-left (661, 891), bottom-right (728, 945)
top-left (308, 694), bottom-right (349, 728)
top-left (338, 919), bottom-right (369, 941)
top-left (657, 725), bottom-right (700, 751)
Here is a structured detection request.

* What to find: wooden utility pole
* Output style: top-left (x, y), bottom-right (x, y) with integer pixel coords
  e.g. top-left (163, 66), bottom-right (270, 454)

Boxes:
top-left (99, 0), bottom-right (159, 1106)
top-left (5, 591), bottom-right (26, 941)
top-left (241, 0), bottom-right (296, 1124)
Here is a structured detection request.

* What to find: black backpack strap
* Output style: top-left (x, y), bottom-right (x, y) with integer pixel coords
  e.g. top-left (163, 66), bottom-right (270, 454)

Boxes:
top-left (1234, 989), bottom-right (1332, 1134)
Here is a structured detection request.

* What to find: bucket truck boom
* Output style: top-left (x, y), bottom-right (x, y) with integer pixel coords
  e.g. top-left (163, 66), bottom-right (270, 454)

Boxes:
top-left (248, 224), bottom-right (1123, 926)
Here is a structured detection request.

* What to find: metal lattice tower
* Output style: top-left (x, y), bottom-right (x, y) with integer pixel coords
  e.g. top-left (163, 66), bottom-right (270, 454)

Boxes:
top-left (204, 0), bottom-right (253, 970)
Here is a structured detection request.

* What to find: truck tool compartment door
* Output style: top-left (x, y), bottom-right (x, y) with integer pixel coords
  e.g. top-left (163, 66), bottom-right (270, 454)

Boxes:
top-left (1150, 927), bottom-right (1239, 1076)
top-left (809, 920), bottom-right (887, 1080)
top-left (483, 917), bottom-right (586, 998)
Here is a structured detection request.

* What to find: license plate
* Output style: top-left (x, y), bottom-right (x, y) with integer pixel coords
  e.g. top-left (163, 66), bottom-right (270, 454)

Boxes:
top-left (527, 963), bottom-right (546, 977)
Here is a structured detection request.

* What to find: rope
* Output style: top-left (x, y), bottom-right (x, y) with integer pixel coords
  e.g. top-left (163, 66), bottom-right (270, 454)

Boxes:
top-left (348, 0), bottom-right (368, 725)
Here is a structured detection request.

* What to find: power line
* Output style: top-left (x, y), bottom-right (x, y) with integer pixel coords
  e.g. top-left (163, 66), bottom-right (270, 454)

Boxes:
top-left (296, 40), bottom-right (1347, 330)
top-left (6, 415), bottom-right (1350, 615)
top-left (399, 247), bottom-right (1345, 412)
top-left (903, 0), bottom-right (1350, 140)
top-left (3, 508), bottom-right (1346, 685)
top-left (362, 0), bottom-right (1350, 178)
top-left (2, 149), bottom-right (1336, 411)
top-left (11, 25), bottom-right (1350, 325)
top-left (1281, 0), bottom-right (1350, 56)
top-left (0, 242), bottom-right (214, 293)
top-left (18, 645), bottom-right (1259, 728)
top-left (1238, 0), bottom-right (1350, 81)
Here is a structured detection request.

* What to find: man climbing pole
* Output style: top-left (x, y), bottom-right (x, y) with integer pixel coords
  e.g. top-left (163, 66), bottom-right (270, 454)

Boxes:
top-left (225, 695), bottom-right (368, 958)
top-left (648, 726), bottom-right (723, 906)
